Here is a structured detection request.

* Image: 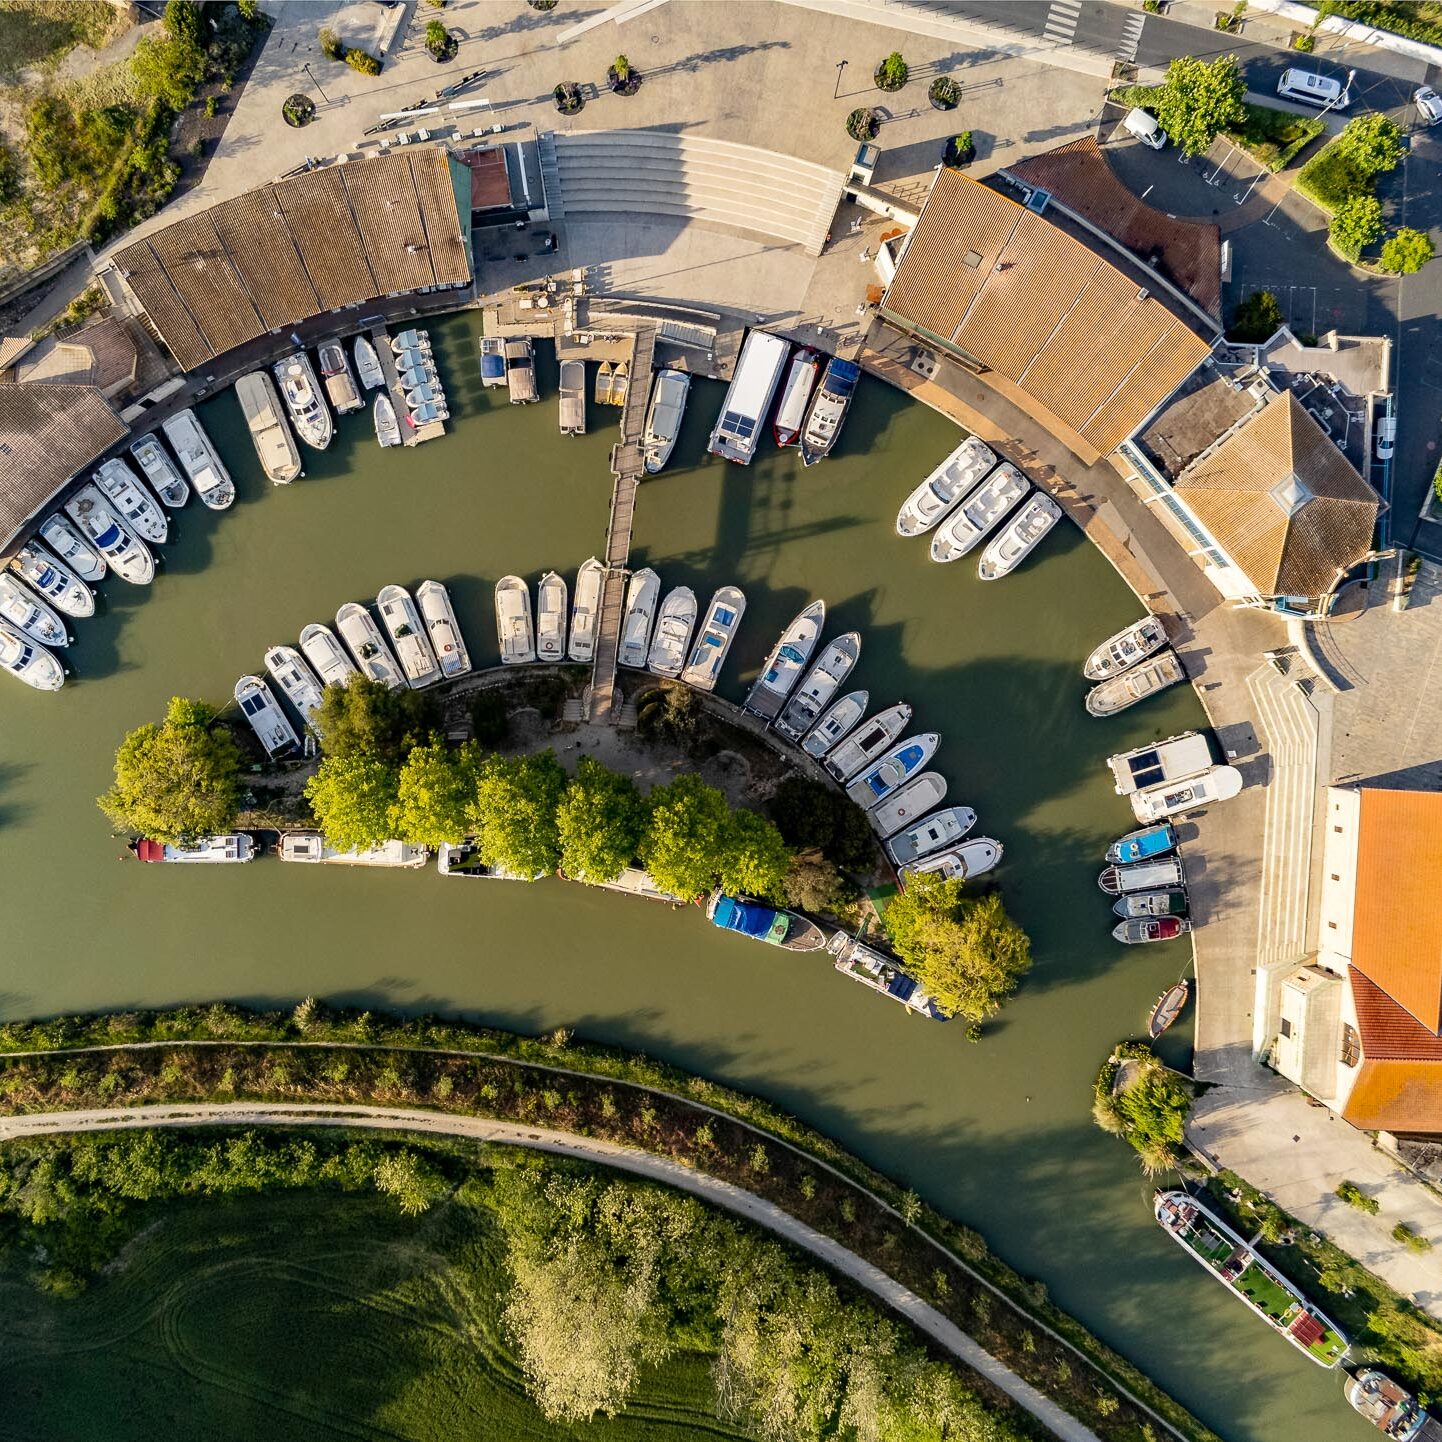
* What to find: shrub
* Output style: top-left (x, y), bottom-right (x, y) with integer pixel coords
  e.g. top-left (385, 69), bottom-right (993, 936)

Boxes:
top-left (1227, 288), bottom-right (1283, 343)
top-left (846, 107), bottom-right (878, 142)
top-left (203, 95), bottom-right (219, 118)
top-left (345, 47), bottom-right (382, 76)
top-left (928, 76), bottom-right (960, 109)
top-left (426, 20), bottom-right (447, 47)
top-left (1393, 1222), bottom-right (1434, 1253)
top-left (1336, 1179), bottom-right (1380, 1214)
top-left (1433, 460), bottom-right (1442, 509)
top-left (875, 51), bottom-right (908, 91)
top-left (1380, 227), bottom-right (1435, 275)
top-left (1292, 31), bottom-right (1315, 49)
top-left (612, 53), bottom-right (630, 82)
top-left (318, 26), bottom-right (342, 61)
top-left (1329, 193), bottom-right (1384, 262)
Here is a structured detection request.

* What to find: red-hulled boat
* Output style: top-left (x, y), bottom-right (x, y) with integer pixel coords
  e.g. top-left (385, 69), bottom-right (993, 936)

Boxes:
top-left (772, 347), bottom-right (821, 447)
top-left (1112, 916), bottom-right (1190, 945)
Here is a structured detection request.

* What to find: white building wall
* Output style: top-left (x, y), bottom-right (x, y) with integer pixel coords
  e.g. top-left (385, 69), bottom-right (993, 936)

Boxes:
top-left (1318, 786), bottom-right (1362, 976)
top-left (1273, 965), bottom-right (1344, 1104)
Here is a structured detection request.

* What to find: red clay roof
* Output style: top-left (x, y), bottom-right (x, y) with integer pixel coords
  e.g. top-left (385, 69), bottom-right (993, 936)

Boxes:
top-left (1344, 968), bottom-right (1442, 1132)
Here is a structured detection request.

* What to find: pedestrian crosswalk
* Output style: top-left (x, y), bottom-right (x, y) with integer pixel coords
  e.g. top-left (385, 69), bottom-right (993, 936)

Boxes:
top-left (1042, 0), bottom-right (1082, 44)
top-left (1116, 10), bottom-right (1146, 62)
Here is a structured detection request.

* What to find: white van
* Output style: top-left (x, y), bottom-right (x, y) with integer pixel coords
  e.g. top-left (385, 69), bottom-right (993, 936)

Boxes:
top-left (1375, 414), bottom-right (1396, 461)
top-left (1277, 67), bottom-right (1350, 110)
top-left (1122, 107), bottom-right (1168, 150)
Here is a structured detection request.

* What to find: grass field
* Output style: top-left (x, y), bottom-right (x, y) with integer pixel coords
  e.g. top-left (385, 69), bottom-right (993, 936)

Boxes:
top-left (0, 1187), bottom-right (755, 1442)
top-left (0, 0), bottom-right (119, 79)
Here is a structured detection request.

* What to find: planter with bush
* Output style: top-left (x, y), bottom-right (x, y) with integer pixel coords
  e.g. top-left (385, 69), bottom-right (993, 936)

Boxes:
top-left (425, 21), bottom-right (458, 62)
top-left (282, 93), bottom-right (316, 128)
top-left (928, 75), bottom-right (960, 110)
top-left (874, 51), bottom-right (908, 92)
top-left (943, 130), bottom-right (976, 168)
top-left (608, 53), bottom-right (642, 95)
top-left (846, 106), bottom-right (879, 142)
top-left (528, 0), bottom-right (558, 8)
top-left (554, 82), bottom-right (584, 115)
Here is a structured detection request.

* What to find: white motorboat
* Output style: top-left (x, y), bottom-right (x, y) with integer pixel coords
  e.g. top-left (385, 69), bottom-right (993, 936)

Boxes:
top-left (896, 436), bottom-right (996, 537)
top-left (95, 457), bottom-right (167, 543)
top-left (906, 836), bottom-right (1003, 882)
top-left (569, 558), bottom-right (604, 662)
top-left (64, 488), bottom-right (154, 584)
top-left (478, 335), bottom-right (506, 389)
top-left (299, 622), bottom-right (359, 689)
top-left (39, 514), bottom-right (105, 583)
top-left (416, 579), bottom-right (471, 678)
top-left (496, 575), bottom-right (536, 664)
top-left (128, 433), bottom-right (188, 508)
top-left (336, 602), bottom-right (404, 689)
top-left (235, 674), bottom-right (300, 759)
top-left (1086, 651), bottom-right (1186, 717)
top-left (505, 336), bottom-right (538, 404)
top-left (829, 932), bottom-right (949, 1020)
top-left (354, 335), bottom-right (385, 391)
top-left (235, 372), bottom-right (302, 483)
top-left (681, 585), bottom-right (747, 691)
top-left (708, 330), bottom-right (789, 464)
top-left (407, 402), bottom-right (448, 428)
top-left (869, 771), bottom-right (947, 838)
top-left (0, 573), bottom-right (68, 647)
top-left (643, 369), bottom-right (691, 473)
top-left (618, 567), bottom-right (660, 668)
top-left (648, 585), bottom-right (696, 677)
top-left (162, 409), bottom-right (235, 510)
top-left (1084, 616), bottom-right (1170, 680)
top-left (930, 462), bottom-right (1028, 562)
top-left (801, 689), bottom-right (868, 758)
top-left (536, 571), bottom-right (568, 662)
top-left (264, 644), bottom-right (326, 727)
top-left (886, 806), bottom-right (978, 867)
top-left (9, 542), bottom-right (92, 619)
top-left (772, 348), bottom-right (821, 448)
top-left (743, 599), bottom-right (825, 720)
top-left (824, 702), bottom-right (913, 782)
top-left (0, 619), bottom-right (63, 690)
top-left (399, 365), bottom-right (435, 391)
top-left (318, 340), bottom-right (362, 414)
top-left (798, 356), bottom-right (860, 467)
top-left (559, 359), bottom-right (586, 435)
top-left (136, 833), bottom-right (254, 863)
top-left (406, 383), bottom-right (444, 410)
top-left (391, 328), bottom-right (430, 355)
top-left (374, 394), bottom-right (402, 448)
top-left (1131, 764), bottom-right (1244, 823)
top-left (377, 584), bottom-right (442, 688)
top-left (978, 492), bottom-right (1063, 580)
top-left (775, 632), bottom-right (860, 743)
top-left (395, 347), bottom-right (433, 377)
top-left (846, 733), bottom-right (940, 810)
top-left (280, 830), bottom-right (427, 867)
top-left (273, 352), bottom-right (333, 450)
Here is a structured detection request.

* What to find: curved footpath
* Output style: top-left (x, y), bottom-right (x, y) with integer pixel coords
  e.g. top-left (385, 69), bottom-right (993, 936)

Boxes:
top-left (0, 1101), bottom-right (1099, 1442)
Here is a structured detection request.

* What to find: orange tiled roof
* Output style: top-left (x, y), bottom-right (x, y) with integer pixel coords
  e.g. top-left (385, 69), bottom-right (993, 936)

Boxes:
top-left (1343, 968), bottom-right (1442, 1132)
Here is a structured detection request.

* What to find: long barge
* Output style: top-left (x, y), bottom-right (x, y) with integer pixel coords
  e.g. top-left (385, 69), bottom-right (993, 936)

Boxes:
top-left (707, 329), bottom-right (788, 464)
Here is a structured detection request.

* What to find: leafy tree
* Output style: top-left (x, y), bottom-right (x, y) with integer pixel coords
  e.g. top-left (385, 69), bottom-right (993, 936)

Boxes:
top-left (1227, 288), bottom-right (1284, 343)
top-left (372, 1148), bottom-right (446, 1216)
top-left (638, 773), bottom-right (732, 900)
top-left (1092, 1047), bottom-right (1191, 1174)
top-left (767, 776), bottom-right (875, 871)
top-left (1380, 227), bottom-right (1435, 274)
top-left (318, 26), bottom-right (343, 60)
top-left (1330, 193), bottom-right (1384, 260)
top-left (1153, 55), bottom-right (1246, 158)
top-left (98, 696), bottom-right (242, 844)
top-left (469, 690), bottom-right (510, 746)
top-left (782, 850), bottom-right (858, 914)
top-left (311, 676), bottom-right (439, 761)
top-left (718, 809), bottom-right (792, 901)
top-left (472, 751), bottom-right (567, 878)
top-left (556, 757), bottom-right (647, 883)
top-left (1335, 111), bottom-right (1403, 175)
top-left (304, 754), bottom-right (399, 852)
top-left (876, 50), bottom-right (909, 89)
top-left (392, 741), bottom-right (480, 847)
top-left (881, 873), bottom-right (1032, 1023)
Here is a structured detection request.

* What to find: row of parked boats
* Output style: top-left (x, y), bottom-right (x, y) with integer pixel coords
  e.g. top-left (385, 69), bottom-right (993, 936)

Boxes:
top-left (494, 561), bottom-right (606, 666)
top-left (894, 435), bottom-right (1064, 581)
top-left (1097, 821), bottom-right (1193, 953)
top-left (1081, 614), bottom-right (1187, 717)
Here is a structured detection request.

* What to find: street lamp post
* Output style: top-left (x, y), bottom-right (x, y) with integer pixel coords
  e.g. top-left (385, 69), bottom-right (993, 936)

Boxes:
top-left (303, 62), bottom-right (330, 105)
top-left (834, 59), bottom-right (848, 100)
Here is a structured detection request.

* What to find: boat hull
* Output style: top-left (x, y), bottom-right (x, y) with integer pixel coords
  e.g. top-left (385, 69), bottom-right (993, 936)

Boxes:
top-left (647, 588), bottom-right (696, 677)
top-left (743, 598), bottom-right (824, 719)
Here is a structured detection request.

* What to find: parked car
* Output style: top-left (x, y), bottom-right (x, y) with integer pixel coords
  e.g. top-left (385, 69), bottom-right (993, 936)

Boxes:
top-left (1122, 107), bottom-right (1167, 149)
top-left (1376, 414), bottom-right (1396, 461)
top-left (1415, 86), bottom-right (1442, 125)
top-left (1277, 67), bottom-right (1350, 110)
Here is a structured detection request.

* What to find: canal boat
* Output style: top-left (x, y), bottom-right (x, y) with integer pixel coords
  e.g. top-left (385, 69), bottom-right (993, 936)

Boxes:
top-left (375, 394), bottom-right (402, 448)
top-left (377, 585), bottom-right (441, 688)
top-left (279, 830), bottom-right (427, 867)
top-left (416, 580), bottom-right (471, 679)
top-left (743, 598), bottom-right (825, 720)
top-left (619, 567), bottom-right (660, 668)
top-left (1087, 651), bottom-right (1186, 718)
top-left (1084, 616), bottom-right (1169, 681)
top-left (478, 335), bottom-right (506, 388)
top-left (977, 492), bottom-right (1062, 580)
top-left (0, 620), bottom-right (63, 690)
top-left (129, 433), bottom-right (189, 508)
top-left (0, 574), bottom-right (68, 647)
top-left (1109, 731), bottom-right (1213, 796)
top-left (828, 932), bottom-right (948, 1020)
top-left (264, 645), bottom-right (325, 728)
top-left (643, 369), bottom-right (691, 473)
top-left (1132, 765), bottom-right (1244, 824)
top-left (1106, 824), bottom-right (1178, 865)
top-left (930, 463), bottom-right (1029, 562)
top-left (847, 733), bottom-right (940, 810)
top-left (773, 347), bottom-right (821, 448)
top-left (681, 585), bottom-right (747, 692)
top-left (135, 833), bottom-right (255, 863)
top-left (391, 328), bottom-right (430, 355)
top-left (536, 571), bottom-right (568, 662)
top-left (235, 372), bottom-right (303, 483)
top-left (887, 805), bottom-right (978, 867)
top-left (569, 557), bottom-right (605, 663)
top-left (95, 458), bottom-right (167, 543)
top-left (824, 702), bottom-right (913, 782)
top-left (1113, 888), bottom-right (1189, 920)
top-left (1153, 1190), bottom-right (1349, 1368)
top-left (234, 674), bottom-right (299, 760)
top-left (273, 352), bottom-right (333, 450)
top-left (505, 337), bottom-right (538, 404)
top-left (708, 329), bottom-right (789, 464)
top-left (496, 575), bottom-right (536, 665)
top-left (775, 631), bottom-right (861, 743)
top-left (558, 359), bottom-right (586, 435)
top-left (896, 436), bottom-right (996, 537)
top-left (648, 586), bottom-right (697, 678)
top-left (609, 361), bottom-right (630, 409)
top-left (799, 356), bottom-right (860, 466)
top-left (336, 602), bottom-right (404, 689)
top-left (64, 489), bottom-right (154, 584)
top-left (869, 772), bottom-right (946, 838)
top-left (905, 835), bottom-right (1003, 882)
top-left (354, 335), bottom-right (385, 390)
top-left (299, 622), bottom-right (359, 689)
top-left (706, 891), bottom-right (826, 951)
top-left (162, 409), bottom-right (235, 510)
top-left (1346, 1370), bottom-right (1428, 1440)
top-left (1148, 979), bottom-right (1191, 1038)
top-left (1098, 857), bottom-right (1185, 895)
top-left (438, 840), bottom-right (537, 880)
top-left (39, 514), bottom-right (105, 583)
top-left (802, 688), bottom-right (869, 759)
top-left (318, 340), bottom-right (362, 414)
top-left (9, 542), bottom-right (92, 619)
top-left (1114, 916), bottom-right (1191, 944)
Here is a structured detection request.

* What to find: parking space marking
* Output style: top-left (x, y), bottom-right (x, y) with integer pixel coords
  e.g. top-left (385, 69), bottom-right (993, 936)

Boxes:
top-left (1042, 0), bottom-right (1082, 43)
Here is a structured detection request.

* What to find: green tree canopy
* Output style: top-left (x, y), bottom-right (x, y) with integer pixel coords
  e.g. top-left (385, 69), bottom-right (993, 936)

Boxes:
top-left (767, 776), bottom-right (875, 871)
top-left (131, 25), bottom-right (206, 109)
top-left (472, 751), bottom-right (567, 878)
top-left (1227, 288), bottom-right (1284, 343)
top-left (881, 873), bottom-right (1032, 1023)
top-left (638, 773), bottom-right (733, 901)
top-left (782, 849), bottom-right (858, 915)
top-left (97, 696), bottom-right (242, 845)
top-left (304, 754), bottom-right (399, 852)
top-left (556, 757), bottom-right (647, 883)
top-left (311, 676), bottom-right (440, 761)
top-left (1330, 192), bottom-right (1384, 261)
top-left (1153, 55), bottom-right (1246, 157)
top-left (718, 809), bottom-right (792, 902)
top-left (1335, 111), bottom-right (1403, 175)
top-left (391, 741), bottom-right (480, 848)
top-left (1380, 226), bottom-right (1435, 274)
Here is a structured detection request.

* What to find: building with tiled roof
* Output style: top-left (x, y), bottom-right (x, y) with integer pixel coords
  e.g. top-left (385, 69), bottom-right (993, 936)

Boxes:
top-left (11, 317), bottom-right (139, 400)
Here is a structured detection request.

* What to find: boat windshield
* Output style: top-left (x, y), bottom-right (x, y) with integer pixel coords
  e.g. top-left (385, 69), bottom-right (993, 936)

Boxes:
top-left (714, 608), bottom-right (735, 626)
top-left (94, 523), bottom-right (122, 549)
top-left (241, 692), bottom-right (266, 716)
top-left (778, 643), bottom-right (805, 664)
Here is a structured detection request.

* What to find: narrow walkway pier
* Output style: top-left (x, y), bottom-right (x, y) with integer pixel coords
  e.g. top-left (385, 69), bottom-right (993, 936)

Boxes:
top-left (370, 323), bottom-right (445, 448)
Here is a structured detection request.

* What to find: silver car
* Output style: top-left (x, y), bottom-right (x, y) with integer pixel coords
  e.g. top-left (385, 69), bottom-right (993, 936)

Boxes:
top-left (1415, 86), bottom-right (1442, 125)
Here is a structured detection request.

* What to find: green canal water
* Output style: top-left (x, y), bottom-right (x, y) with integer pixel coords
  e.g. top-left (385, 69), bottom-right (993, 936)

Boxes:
top-left (0, 311), bottom-right (1372, 1440)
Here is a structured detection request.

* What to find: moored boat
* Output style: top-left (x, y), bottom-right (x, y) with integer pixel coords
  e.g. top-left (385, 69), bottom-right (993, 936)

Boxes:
top-left (0, 619), bottom-right (63, 690)
top-left (905, 835), bottom-right (1002, 882)
top-left (1114, 916), bottom-right (1190, 944)
top-left (64, 488), bottom-right (154, 584)
top-left (643, 369), bottom-right (691, 474)
top-left (608, 361), bottom-right (629, 409)
top-left (264, 644), bottom-right (325, 727)
top-left (235, 372), bottom-right (303, 483)
top-left (1106, 824), bottom-right (1178, 865)
top-left (162, 409), bottom-right (234, 510)
top-left (619, 567), bottom-right (660, 668)
top-left (896, 436), bottom-right (996, 537)
top-left (0, 573), bottom-right (68, 647)
top-left (9, 542), bottom-right (93, 619)
top-left (977, 493), bottom-right (1063, 580)
top-left (416, 580), bottom-right (471, 679)
top-left (377, 584), bottom-right (441, 688)
top-left (775, 632), bottom-right (860, 743)
top-left (299, 622), bottom-right (359, 689)
top-left (824, 702), bottom-right (913, 782)
top-left (680, 584), bottom-right (746, 691)
top-left (802, 689), bottom-right (868, 758)
top-left (336, 602), bottom-right (404, 689)
top-left (478, 335), bottom-right (506, 388)
top-left (496, 575), bottom-right (536, 664)
top-left (391, 328), bottom-right (430, 355)
top-left (1148, 979), bottom-right (1191, 1038)
top-left (886, 805), bottom-right (977, 867)
top-left (399, 364), bottom-right (435, 392)
top-left (869, 772), bottom-right (947, 838)
top-left (135, 833), bottom-right (254, 863)
top-left (1115, 889), bottom-right (1189, 919)
top-left (234, 674), bottom-right (300, 759)
top-left (569, 557), bottom-right (604, 662)
top-left (407, 402), bottom-right (449, 428)
top-left (1084, 616), bottom-right (1169, 681)
top-left (279, 830), bottom-right (427, 867)
top-left (506, 337), bottom-right (538, 404)
top-left (95, 458), bottom-right (167, 543)
top-left (1109, 730), bottom-right (1213, 797)
top-left (706, 890), bottom-right (826, 950)
top-left (536, 571), bottom-right (568, 661)
top-left (1087, 651), bottom-right (1186, 717)
top-left (559, 359), bottom-right (586, 435)
top-left (1098, 857), bottom-right (1185, 895)
top-left (395, 348), bottom-right (434, 378)
top-left (773, 347), bottom-right (821, 448)
top-left (828, 932), bottom-right (948, 1019)
top-left (129, 433), bottom-right (188, 508)
top-left (594, 360), bottom-right (614, 406)
top-left (1346, 1369), bottom-right (1427, 1441)
top-left (354, 335), bottom-right (385, 390)
top-left (374, 393), bottom-right (402, 448)
top-left (647, 585), bottom-right (697, 678)
top-left (846, 733), bottom-right (940, 810)
top-left (318, 340), bottom-right (362, 414)
top-left (743, 598), bottom-right (825, 720)
top-left (438, 840), bottom-right (538, 880)
top-left (798, 356), bottom-right (859, 466)
top-left (708, 329), bottom-right (789, 464)
top-left (1131, 765), bottom-right (1244, 824)
top-left (273, 352), bottom-right (333, 450)
top-left (39, 514), bottom-right (105, 583)
top-left (930, 462), bottom-right (1029, 562)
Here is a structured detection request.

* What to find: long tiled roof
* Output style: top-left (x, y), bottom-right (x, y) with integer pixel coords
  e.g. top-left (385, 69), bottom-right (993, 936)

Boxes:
top-left (114, 148), bottom-right (470, 373)
top-left (1344, 967), bottom-right (1442, 1132)
top-left (1175, 390), bottom-right (1378, 598)
top-left (880, 169), bottom-right (1211, 454)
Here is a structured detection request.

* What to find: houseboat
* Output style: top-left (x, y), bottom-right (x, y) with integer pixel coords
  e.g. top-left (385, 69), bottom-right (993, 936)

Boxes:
top-left (798, 356), bottom-right (860, 466)
top-left (478, 335), bottom-right (506, 388)
top-left (234, 674), bottom-right (300, 760)
top-left (977, 493), bottom-right (1062, 580)
top-left (707, 329), bottom-right (789, 464)
top-left (930, 463), bottom-right (1028, 562)
top-left (680, 585), bottom-right (746, 692)
top-left (706, 891), bottom-right (826, 951)
top-left (279, 830), bottom-right (428, 867)
top-left (1098, 856), bottom-right (1185, 895)
top-left (336, 602), bottom-right (404, 689)
top-left (643, 369), bottom-right (691, 473)
top-left (318, 340), bottom-right (362, 414)
top-left (647, 586), bottom-right (696, 678)
top-left (264, 644), bottom-right (325, 728)
top-left (135, 833), bottom-right (255, 863)
top-left (569, 557), bottom-right (604, 663)
top-left (95, 458), bottom-right (167, 543)
top-left (505, 336), bottom-right (538, 403)
top-left (9, 543), bottom-right (93, 619)
top-left (868, 772), bottom-right (947, 838)
top-left (1131, 765), bottom-right (1244, 823)
top-left (273, 352), bottom-right (333, 449)
top-left (1084, 616), bottom-right (1169, 681)
top-left (438, 840), bottom-right (537, 880)
top-left (1086, 651), bottom-right (1186, 717)
top-left (559, 359), bottom-right (586, 434)
top-left (828, 932), bottom-right (948, 1019)
top-left (496, 575), bottom-right (536, 664)
top-left (619, 567), bottom-right (660, 669)
top-left (824, 702), bottom-right (912, 782)
top-left (1114, 889), bottom-right (1189, 920)
top-left (235, 372), bottom-right (302, 483)
top-left (773, 347), bottom-right (820, 448)
top-left (743, 598), bottom-right (824, 720)
top-left (64, 488), bottom-right (154, 584)
top-left (775, 631), bottom-right (860, 744)
top-left (416, 580), bottom-right (471, 679)
top-left (377, 584), bottom-right (441, 688)
top-left (299, 622), bottom-right (359, 689)
top-left (1109, 731), bottom-right (1213, 796)
top-left (162, 408), bottom-right (235, 510)
top-left (896, 436), bottom-right (996, 537)
top-left (0, 620), bottom-right (63, 690)
top-left (129, 432), bottom-right (189, 508)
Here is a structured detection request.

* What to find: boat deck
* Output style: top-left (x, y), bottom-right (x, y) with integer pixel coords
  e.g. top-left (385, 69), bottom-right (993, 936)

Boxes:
top-left (371, 324), bottom-right (443, 449)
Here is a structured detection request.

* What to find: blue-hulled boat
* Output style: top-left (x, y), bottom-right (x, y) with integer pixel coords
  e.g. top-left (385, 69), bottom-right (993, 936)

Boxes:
top-left (1106, 823), bottom-right (1177, 865)
top-left (706, 892), bottom-right (826, 951)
